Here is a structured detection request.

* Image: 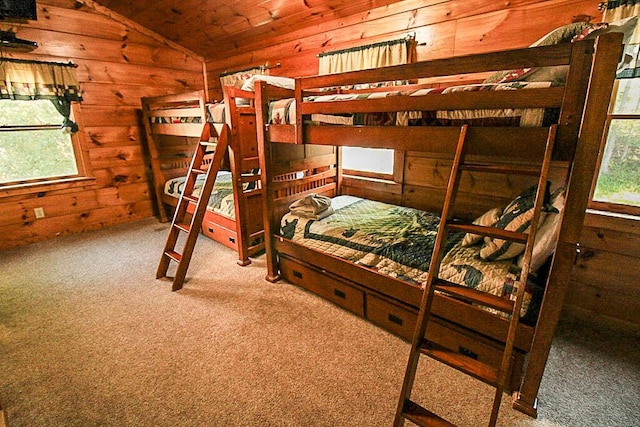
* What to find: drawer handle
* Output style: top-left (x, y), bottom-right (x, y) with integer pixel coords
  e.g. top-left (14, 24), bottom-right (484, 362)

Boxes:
top-left (333, 289), bottom-right (346, 299)
top-left (388, 313), bottom-right (403, 326)
top-left (293, 270), bottom-right (303, 279)
top-left (208, 228), bottom-right (214, 233)
top-left (229, 237), bottom-right (235, 243)
top-left (459, 346), bottom-right (478, 360)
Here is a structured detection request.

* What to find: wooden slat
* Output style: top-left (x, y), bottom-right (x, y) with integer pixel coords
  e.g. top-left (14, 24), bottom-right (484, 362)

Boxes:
top-left (301, 87), bottom-right (564, 115)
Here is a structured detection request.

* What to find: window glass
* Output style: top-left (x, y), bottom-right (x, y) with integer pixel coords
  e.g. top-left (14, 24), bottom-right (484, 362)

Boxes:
top-left (342, 147), bottom-right (393, 175)
top-left (593, 117), bottom-right (640, 207)
top-left (592, 78), bottom-right (640, 209)
top-left (0, 99), bottom-right (78, 184)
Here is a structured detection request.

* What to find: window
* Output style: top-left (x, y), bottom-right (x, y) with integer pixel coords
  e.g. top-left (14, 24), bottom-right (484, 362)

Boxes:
top-left (591, 78), bottom-right (640, 215)
top-left (342, 147), bottom-right (394, 179)
top-left (0, 99), bottom-right (79, 184)
top-left (0, 59), bottom-right (89, 192)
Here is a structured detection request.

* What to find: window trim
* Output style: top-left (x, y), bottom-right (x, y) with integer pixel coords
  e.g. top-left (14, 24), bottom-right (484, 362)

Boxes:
top-left (0, 102), bottom-right (95, 198)
top-left (588, 79), bottom-right (640, 217)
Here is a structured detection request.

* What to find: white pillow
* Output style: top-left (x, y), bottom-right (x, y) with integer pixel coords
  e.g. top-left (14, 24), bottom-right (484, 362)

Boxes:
top-left (240, 75), bottom-right (295, 92)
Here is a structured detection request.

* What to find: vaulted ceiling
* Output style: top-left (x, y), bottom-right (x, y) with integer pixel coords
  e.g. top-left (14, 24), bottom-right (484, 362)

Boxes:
top-left (94, 0), bottom-right (406, 59)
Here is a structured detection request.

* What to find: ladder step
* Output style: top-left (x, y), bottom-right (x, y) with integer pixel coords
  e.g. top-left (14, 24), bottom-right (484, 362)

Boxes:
top-left (460, 163), bottom-right (541, 176)
top-left (200, 141), bottom-right (218, 147)
top-left (447, 222), bottom-right (528, 244)
top-left (420, 340), bottom-right (498, 386)
top-left (434, 279), bottom-right (514, 313)
top-left (183, 194), bottom-right (198, 204)
top-left (191, 168), bottom-right (207, 175)
top-left (164, 250), bottom-right (182, 263)
top-left (401, 399), bottom-right (455, 427)
top-left (173, 222), bottom-right (191, 233)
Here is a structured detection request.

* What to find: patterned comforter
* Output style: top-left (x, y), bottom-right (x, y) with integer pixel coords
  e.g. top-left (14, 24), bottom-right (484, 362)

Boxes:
top-left (164, 171), bottom-right (236, 219)
top-left (269, 81), bottom-right (558, 128)
top-left (280, 196), bottom-right (541, 318)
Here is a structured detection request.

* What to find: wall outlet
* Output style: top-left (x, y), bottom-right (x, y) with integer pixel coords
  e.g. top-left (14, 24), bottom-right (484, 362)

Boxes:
top-left (34, 207), bottom-right (45, 219)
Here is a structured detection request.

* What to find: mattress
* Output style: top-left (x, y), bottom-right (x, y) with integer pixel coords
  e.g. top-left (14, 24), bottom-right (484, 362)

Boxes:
top-left (164, 171), bottom-right (236, 219)
top-left (268, 81), bottom-right (558, 128)
top-left (280, 196), bottom-right (543, 319)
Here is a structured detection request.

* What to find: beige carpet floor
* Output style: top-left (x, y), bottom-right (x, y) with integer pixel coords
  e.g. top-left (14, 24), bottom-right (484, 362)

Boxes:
top-left (0, 218), bottom-right (638, 426)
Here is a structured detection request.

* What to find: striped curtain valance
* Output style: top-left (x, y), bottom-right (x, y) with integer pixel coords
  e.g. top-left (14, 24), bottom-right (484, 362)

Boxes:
top-left (318, 36), bottom-right (417, 76)
top-left (0, 59), bottom-right (82, 101)
top-left (603, 1), bottom-right (640, 78)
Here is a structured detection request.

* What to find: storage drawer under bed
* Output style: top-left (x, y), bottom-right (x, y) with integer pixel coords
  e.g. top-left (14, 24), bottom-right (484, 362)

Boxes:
top-left (202, 220), bottom-right (239, 251)
top-left (366, 293), bottom-right (526, 391)
top-left (279, 255), bottom-right (365, 317)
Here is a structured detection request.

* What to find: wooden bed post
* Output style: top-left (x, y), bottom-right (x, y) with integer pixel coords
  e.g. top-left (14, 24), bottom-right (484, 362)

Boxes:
top-left (223, 86), bottom-right (252, 266)
top-left (255, 81), bottom-right (281, 282)
top-left (512, 32), bottom-right (623, 417)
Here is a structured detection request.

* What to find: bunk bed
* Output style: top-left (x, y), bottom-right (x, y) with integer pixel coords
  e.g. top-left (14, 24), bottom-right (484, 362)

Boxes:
top-left (142, 88), bottom-right (264, 266)
top-left (254, 32), bottom-right (623, 416)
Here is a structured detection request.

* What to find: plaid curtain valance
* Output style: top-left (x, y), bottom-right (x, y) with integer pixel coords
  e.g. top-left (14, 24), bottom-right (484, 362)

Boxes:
top-left (0, 60), bottom-right (83, 101)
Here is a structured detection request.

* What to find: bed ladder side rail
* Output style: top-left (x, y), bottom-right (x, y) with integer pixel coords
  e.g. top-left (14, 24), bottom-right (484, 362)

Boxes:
top-left (156, 122), bottom-right (231, 291)
top-left (394, 124), bottom-right (557, 427)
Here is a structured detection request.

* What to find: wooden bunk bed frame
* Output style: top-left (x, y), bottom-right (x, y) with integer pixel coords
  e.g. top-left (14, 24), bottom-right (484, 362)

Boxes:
top-left (254, 33), bottom-right (622, 417)
top-left (142, 88), bottom-right (263, 266)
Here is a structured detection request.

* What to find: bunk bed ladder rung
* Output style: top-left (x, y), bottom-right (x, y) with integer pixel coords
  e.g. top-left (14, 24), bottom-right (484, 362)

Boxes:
top-left (394, 124), bottom-right (558, 427)
top-left (156, 122), bottom-right (231, 291)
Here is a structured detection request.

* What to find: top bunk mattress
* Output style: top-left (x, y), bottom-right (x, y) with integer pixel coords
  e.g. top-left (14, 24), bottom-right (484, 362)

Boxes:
top-left (269, 81), bottom-right (559, 128)
top-left (280, 195), bottom-right (546, 321)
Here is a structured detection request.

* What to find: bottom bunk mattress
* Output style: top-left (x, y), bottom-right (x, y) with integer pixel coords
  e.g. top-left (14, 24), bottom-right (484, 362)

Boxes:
top-left (164, 171), bottom-right (237, 219)
top-left (279, 195), bottom-right (545, 321)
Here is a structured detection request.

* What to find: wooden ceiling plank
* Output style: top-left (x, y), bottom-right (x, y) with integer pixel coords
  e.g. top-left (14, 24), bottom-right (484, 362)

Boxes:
top-left (72, 0), bottom-right (203, 61)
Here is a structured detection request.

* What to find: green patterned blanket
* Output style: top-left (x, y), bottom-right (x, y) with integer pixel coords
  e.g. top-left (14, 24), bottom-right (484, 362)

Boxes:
top-left (280, 196), bottom-right (538, 318)
top-left (164, 171), bottom-right (235, 219)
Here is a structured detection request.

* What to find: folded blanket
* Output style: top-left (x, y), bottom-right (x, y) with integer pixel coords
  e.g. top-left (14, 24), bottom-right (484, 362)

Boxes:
top-left (289, 194), bottom-right (332, 215)
top-left (293, 206), bottom-right (334, 220)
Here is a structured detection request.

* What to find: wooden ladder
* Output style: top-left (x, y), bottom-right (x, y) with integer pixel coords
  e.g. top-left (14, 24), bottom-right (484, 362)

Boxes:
top-left (394, 123), bottom-right (557, 427)
top-left (156, 121), bottom-right (230, 291)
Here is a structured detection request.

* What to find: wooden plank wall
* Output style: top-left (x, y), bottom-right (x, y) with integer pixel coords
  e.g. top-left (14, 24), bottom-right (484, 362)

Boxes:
top-left (205, 0), bottom-right (640, 331)
top-left (0, 0), bottom-right (204, 249)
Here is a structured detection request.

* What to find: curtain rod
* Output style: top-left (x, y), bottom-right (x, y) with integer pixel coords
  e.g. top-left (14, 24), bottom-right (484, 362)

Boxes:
top-left (220, 62), bottom-right (281, 77)
top-left (0, 57), bottom-right (78, 68)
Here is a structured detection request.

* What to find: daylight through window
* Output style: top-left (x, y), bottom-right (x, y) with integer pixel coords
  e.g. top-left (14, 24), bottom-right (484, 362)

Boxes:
top-left (0, 99), bottom-right (78, 184)
top-left (592, 78), bottom-right (640, 212)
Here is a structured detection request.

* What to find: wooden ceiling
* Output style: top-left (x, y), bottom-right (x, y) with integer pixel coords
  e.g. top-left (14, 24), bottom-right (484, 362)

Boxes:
top-left (94, 0), bottom-right (406, 59)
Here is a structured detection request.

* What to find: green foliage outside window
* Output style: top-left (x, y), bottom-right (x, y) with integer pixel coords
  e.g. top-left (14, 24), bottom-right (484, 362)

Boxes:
top-left (593, 79), bottom-right (640, 208)
top-left (0, 99), bottom-right (78, 184)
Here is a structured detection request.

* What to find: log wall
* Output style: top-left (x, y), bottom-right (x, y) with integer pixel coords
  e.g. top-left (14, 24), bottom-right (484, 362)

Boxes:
top-left (0, 1), bottom-right (204, 249)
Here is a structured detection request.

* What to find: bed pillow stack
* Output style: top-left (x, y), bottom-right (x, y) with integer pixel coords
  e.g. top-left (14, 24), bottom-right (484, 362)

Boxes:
top-left (462, 182), bottom-right (560, 268)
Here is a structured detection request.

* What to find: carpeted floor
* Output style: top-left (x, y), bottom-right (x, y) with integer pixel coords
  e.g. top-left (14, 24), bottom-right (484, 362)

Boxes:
top-left (0, 218), bottom-right (638, 426)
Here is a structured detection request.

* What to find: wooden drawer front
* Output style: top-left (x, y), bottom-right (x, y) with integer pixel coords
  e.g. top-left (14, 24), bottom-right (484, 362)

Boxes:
top-left (366, 294), bottom-right (525, 391)
top-left (367, 294), bottom-right (418, 340)
top-left (279, 256), bottom-right (365, 317)
top-left (202, 220), bottom-right (238, 251)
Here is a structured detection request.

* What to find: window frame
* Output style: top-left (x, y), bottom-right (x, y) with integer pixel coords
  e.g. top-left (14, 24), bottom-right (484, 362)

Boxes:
top-left (0, 102), bottom-right (94, 197)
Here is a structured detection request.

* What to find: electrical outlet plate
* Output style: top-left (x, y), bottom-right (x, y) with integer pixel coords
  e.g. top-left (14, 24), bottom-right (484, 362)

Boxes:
top-left (34, 207), bottom-right (45, 219)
